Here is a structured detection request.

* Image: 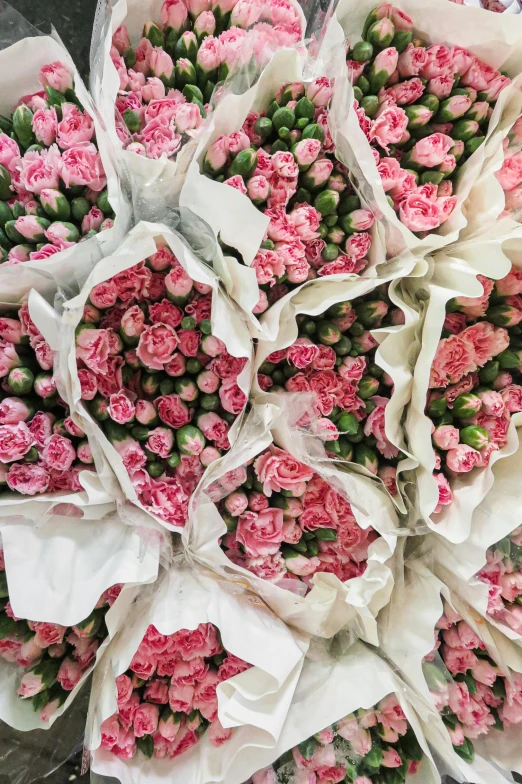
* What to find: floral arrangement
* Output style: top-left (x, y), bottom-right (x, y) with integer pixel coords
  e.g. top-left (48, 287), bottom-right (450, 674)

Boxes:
top-left (257, 283), bottom-right (402, 496)
top-left (0, 302), bottom-right (93, 495)
top-left (99, 621), bottom-right (251, 759)
top-left (350, 4), bottom-right (510, 235)
top-left (75, 241), bottom-right (247, 528)
top-left (496, 116), bottom-right (522, 220)
top-left (246, 693), bottom-right (425, 784)
top-left (0, 61), bottom-right (112, 265)
top-left (209, 445), bottom-right (379, 585)
top-left (202, 78), bottom-right (377, 312)
top-left (426, 264), bottom-right (522, 515)
top-left (111, 0), bottom-right (303, 161)
top-left (423, 604), bottom-right (522, 761)
top-left (476, 528), bottom-right (522, 634)
top-left (0, 551), bottom-right (120, 722)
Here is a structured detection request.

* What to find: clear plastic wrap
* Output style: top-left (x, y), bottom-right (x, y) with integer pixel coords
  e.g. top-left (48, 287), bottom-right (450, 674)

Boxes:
top-left (404, 225), bottom-right (522, 539)
top-left (52, 218), bottom-right (252, 533)
top-left (0, 3), bottom-right (130, 304)
top-left (318, 0), bottom-right (522, 258)
top-left (86, 562), bottom-right (309, 784)
top-left (184, 402), bottom-right (398, 643)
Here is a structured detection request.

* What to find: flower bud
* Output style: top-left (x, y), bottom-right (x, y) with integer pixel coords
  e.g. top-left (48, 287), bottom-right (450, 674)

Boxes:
top-left (150, 48), bottom-right (175, 85)
top-left (175, 31), bottom-right (198, 63)
top-left (292, 138), bottom-right (321, 170)
top-left (14, 215), bottom-right (50, 243)
top-left (302, 158), bottom-right (334, 191)
top-left (8, 366), bottom-right (32, 395)
top-left (460, 425), bottom-right (489, 451)
top-left (452, 393), bottom-right (482, 418)
top-left (465, 101), bottom-right (489, 124)
top-left (432, 425), bottom-right (460, 450)
top-left (162, 0), bottom-right (189, 32)
top-left (204, 136), bottom-right (229, 175)
top-left (194, 11), bottom-right (216, 39)
top-left (486, 303), bottom-right (522, 328)
top-left (165, 266), bottom-right (194, 304)
top-left (34, 373), bottom-right (56, 398)
top-left (354, 300), bottom-right (388, 327)
top-left (316, 321), bottom-right (341, 346)
top-left (450, 119), bottom-right (479, 142)
top-left (355, 443), bottom-right (378, 474)
top-left (229, 148), bottom-right (257, 179)
top-left (358, 375), bottom-right (380, 399)
top-left (13, 104), bottom-right (35, 149)
top-left (313, 189), bottom-right (340, 217)
top-left (175, 57), bottom-right (197, 88)
top-left (40, 189), bottom-right (71, 221)
top-left (339, 209), bottom-right (374, 234)
top-left (143, 21), bottom-right (164, 48)
top-left (200, 445), bottom-right (221, 466)
top-left (176, 424), bottom-right (206, 455)
top-left (306, 78), bottom-right (333, 108)
top-left (405, 104), bottom-right (433, 129)
top-left (369, 47), bottom-right (399, 93)
top-left (436, 95), bottom-right (472, 124)
top-left (367, 18), bottom-right (395, 48)
top-left (0, 165), bottom-right (11, 201)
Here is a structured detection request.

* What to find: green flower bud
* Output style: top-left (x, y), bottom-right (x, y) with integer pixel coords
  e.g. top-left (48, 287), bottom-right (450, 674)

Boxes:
top-left (71, 197), bottom-right (91, 223)
top-left (176, 424), bottom-right (206, 455)
top-left (131, 425), bottom-right (151, 442)
top-left (8, 366), bottom-right (32, 395)
top-left (89, 395), bottom-right (110, 421)
top-left (40, 189), bottom-right (71, 221)
top-left (176, 57), bottom-right (197, 88)
top-left (0, 201), bottom-right (12, 229)
top-left (144, 21), bottom-right (164, 48)
top-left (200, 393), bottom-right (220, 411)
top-left (479, 360), bottom-right (499, 384)
top-left (451, 119), bottom-right (480, 142)
top-left (360, 95), bottom-right (379, 118)
top-left (355, 299), bottom-right (388, 327)
top-left (392, 29), bottom-right (413, 54)
top-left (301, 123), bottom-right (324, 142)
top-left (358, 375), bottom-right (380, 399)
top-left (321, 243), bottom-right (339, 262)
top-left (355, 443), bottom-right (379, 474)
top-left (405, 104), bottom-right (433, 128)
top-left (229, 148), bottom-right (258, 179)
top-left (12, 104), bottom-right (34, 149)
top-left (317, 320), bottom-right (341, 345)
top-left (465, 136), bottom-right (485, 156)
top-left (4, 220), bottom-right (25, 244)
top-left (0, 165), bottom-right (12, 201)
top-left (427, 397), bottom-right (447, 418)
top-left (352, 41), bottom-right (374, 62)
top-left (167, 452), bottom-right (181, 468)
top-left (326, 300), bottom-right (353, 319)
top-left (313, 189), bottom-right (340, 216)
top-left (460, 425), bottom-right (489, 450)
top-left (123, 109), bottom-right (141, 133)
top-left (367, 17), bottom-right (395, 48)
top-left (452, 393), bottom-right (482, 418)
top-left (337, 412), bottom-right (359, 435)
top-left (419, 94), bottom-right (439, 114)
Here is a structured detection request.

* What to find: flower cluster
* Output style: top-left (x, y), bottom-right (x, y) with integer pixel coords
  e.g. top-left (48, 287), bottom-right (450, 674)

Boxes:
top-left (496, 116), bottom-right (522, 220)
top-left (75, 241), bottom-right (247, 528)
top-left (350, 4), bottom-right (510, 235)
top-left (209, 445), bottom-right (379, 585)
top-left (111, 0), bottom-right (303, 161)
top-left (427, 264), bottom-right (522, 514)
top-left (99, 621), bottom-right (251, 760)
top-left (0, 61), bottom-right (113, 265)
top-left (423, 604), bottom-right (522, 762)
top-left (476, 528), bottom-right (522, 634)
top-left (247, 693), bottom-right (424, 784)
top-left (0, 303), bottom-right (94, 495)
top-left (257, 284), bottom-right (403, 496)
top-left (0, 553), bottom-right (120, 721)
top-left (203, 78), bottom-right (377, 313)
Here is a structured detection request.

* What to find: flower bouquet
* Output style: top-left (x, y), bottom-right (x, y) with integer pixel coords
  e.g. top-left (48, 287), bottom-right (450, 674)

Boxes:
top-left (186, 403), bottom-right (397, 640)
top-left (55, 221), bottom-right (251, 531)
top-left (320, 0), bottom-right (522, 256)
top-left (180, 46), bottom-right (415, 337)
top-left (89, 0), bottom-right (305, 211)
top-left (0, 549), bottom-right (125, 730)
top-left (87, 565), bottom-right (308, 783)
top-left (0, 17), bottom-right (128, 301)
top-left (253, 277), bottom-right (419, 509)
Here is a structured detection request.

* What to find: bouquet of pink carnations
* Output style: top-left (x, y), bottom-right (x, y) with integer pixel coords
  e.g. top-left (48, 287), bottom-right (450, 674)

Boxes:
top-left (61, 223), bottom-right (251, 530)
top-left (423, 263), bottom-right (522, 517)
top-left (476, 529), bottom-right (522, 635)
top-left (246, 692), bottom-right (425, 784)
top-left (255, 282), bottom-right (412, 500)
top-left (0, 298), bottom-right (98, 496)
top-left (100, 0), bottom-right (304, 166)
top-left (0, 548), bottom-right (121, 726)
top-left (0, 60), bottom-right (114, 266)
top-left (424, 602), bottom-right (522, 763)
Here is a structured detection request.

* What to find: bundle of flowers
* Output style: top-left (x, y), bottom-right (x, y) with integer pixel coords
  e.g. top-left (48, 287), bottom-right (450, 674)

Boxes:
top-left (247, 692), bottom-right (425, 784)
top-left (476, 528), bottom-right (522, 635)
top-left (110, 0), bottom-right (304, 162)
top-left (495, 116), bottom-right (522, 220)
top-left (426, 263), bottom-right (522, 515)
top-left (74, 238), bottom-right (248, 528)
top-left (99, 621), bottom-right (251, 760)
top-left (423, 603), bottom-right (522, 762)
top-left (349, 3), bottom-right (510, 235)
top-left (209, 444), bottom-right (380, 586)
top-left (202, 77), bottom-right (378, 313)
top-left (0, 61), bottom-right (113, 265)
top-left (256, 283), bottom-right (404, 497)
top-left (0, 550), bottom-right (120, 722)
top-left (0, 301), bottom-right (94, 496)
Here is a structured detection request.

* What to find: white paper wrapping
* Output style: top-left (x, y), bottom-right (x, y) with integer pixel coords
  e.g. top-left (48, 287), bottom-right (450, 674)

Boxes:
top-left (405, 226), bottom-right (522, 539)
top-left (196, 640), bottom-right (440, 784)
top-left (252, 272), bottom-right (420, 512)
top-left (48, 220), bottom-right (252, 533)
top-left (378, 557), bottom-right (522, 784)
top-left (318, 0), bottom-right (522, 259)
top-left (0, 582), bottom-right (140, 732)
top-left (184, 402), bottom-right (397, 643)
top-left (0, 34), bottom-right (130, 303)
top-left (87, 563), bottom-right (309, 784)
top-left (179, 47), bottom-right (420, 339)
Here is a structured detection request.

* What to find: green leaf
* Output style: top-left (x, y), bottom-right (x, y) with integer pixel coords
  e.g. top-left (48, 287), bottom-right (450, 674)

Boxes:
top-left (137, 734), bottom-right (154, 759)
top-left (453, 737), bottom-right (474, 762)
top-left (298, 736), bottom-right (317, 760)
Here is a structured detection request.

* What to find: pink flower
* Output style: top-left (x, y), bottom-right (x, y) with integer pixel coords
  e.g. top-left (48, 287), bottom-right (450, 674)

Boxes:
top-left (363, 397), bottom-right (398, 459)
top-left (254, 446), bottom-right (314, 496)
top-left (236, 508), bottom-right (285, 557)
top-left (38, 62), bottom-right (73, 93)
top-left (0, 421), bottom-right (35, 462)
top-left (57, 657), bottom-right (83, 690)
top-left (140, 116), bottom-right (182, 160)
top-left (429, 334), bottom-right (476, 388)
top-left (445, 444), bottom-right (481, 473)
top-left (369, 106), bottom-right (409, 152)
top-left (20, 146), bottom-right (61, 195)
top-left (399, 191), bottom-right (442, 232)
top-left (0, 133), bottom-right (20, 173)
top-left (421, 45), bottom-right (454, 80)
top-left (218, 378), bottom-right (247, 414)
top-left (57, 104), bottom-right (95, 149)
top-left (410, 133), bottom-right (454, 168)
top-left (82, 207), bottom-right (104, 234)
top-left (432, 425), bottom-right (460, 450)
top-left (76, 328), bottom-right (110, 374)
top-left (174, 102), bottom-right (202, 133)
top-left (32, 107), bottom-right (58, 147)
top-left (90, 281), bottom-right (118, 309)
top-left (42, 434), bottom-right (76, 471)
top-left (133, 703), bottom-right (159, 737)
top-left (197, 35), bottom-right (223, 72)
top-left (137, 323), bottom-right (179, 370)
top-left (109, 390), bottom-right (136, 424)
top-left (157, 394), bottom-right (191, 429)
top-left (193, 669), bottom-right (220, 721)
top-left (387, 77), bottom-right (424, 105)
top-left (0, 397), bottom-right (31, 425)
top-left (60, 144), bottom-right (106, 191)
top-left (462, 322), bottom-right (509, 366)
top-left (146, 427), bottom-right (174, 458)
top-left (170, 623), bottom-right (221, 660)
top-left (398, 44), bottom-right (428, 78)
top-left (287, 338), bottom-right (319, 369)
